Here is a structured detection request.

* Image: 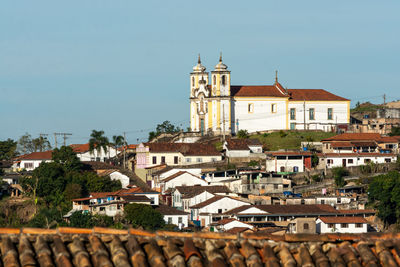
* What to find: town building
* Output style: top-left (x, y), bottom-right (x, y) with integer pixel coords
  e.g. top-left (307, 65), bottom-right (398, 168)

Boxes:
top-left (155, 205), bottom-right (189, 229)
top-left (265, 151), bottom-right (312, 173)
top-left (12, 151), bottom-right (53, 171)
top-left (211, 218), bottom-right (254, 232)
top-left (223, 138), bottom-right (263, 158)
top-left (159, 171), bottom-right (208, 193)
top-left (70, 143), bottom-right (118, 162)
top-left (316, 217), bottom-right (369, 234)
top-left (189, 55), bottom-right (350, 135)
top-left (287, 218), bottom-right (316, 234)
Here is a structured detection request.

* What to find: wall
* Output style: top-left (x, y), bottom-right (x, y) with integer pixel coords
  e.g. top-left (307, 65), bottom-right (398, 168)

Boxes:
top-left (77, 146), bottom-right (117, 162)
top-left (266, 158), bottom-right (304, 173)
top-left (317, 221), bottom-right (367, 234)
top-left (325, 155), bottom-right (397, 168)
top-left (163, 173), bottom-right (208, 191)
top-left (164, 214), bottom-right (189, 228)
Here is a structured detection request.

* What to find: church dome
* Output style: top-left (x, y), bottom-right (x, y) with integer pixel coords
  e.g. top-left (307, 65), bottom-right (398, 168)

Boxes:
top-left (193, 54), bottom-right (206, 73)
top-left (214, 53), bottom-right (228, 71)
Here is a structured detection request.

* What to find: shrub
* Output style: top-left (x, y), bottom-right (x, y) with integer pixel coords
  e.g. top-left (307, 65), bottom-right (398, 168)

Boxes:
top-left (237, 130), bottom-right (249, 139)
top-left (332, 167), bottom-right (348, 187)
top-left (279, 130), bottom-right (287, 138)
top-left (124, 204), bottom-right (165, 231)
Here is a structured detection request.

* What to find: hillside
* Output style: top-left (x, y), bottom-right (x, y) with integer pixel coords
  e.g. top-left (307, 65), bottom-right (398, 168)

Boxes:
top-left (249, 130), bottom-right (336, 151)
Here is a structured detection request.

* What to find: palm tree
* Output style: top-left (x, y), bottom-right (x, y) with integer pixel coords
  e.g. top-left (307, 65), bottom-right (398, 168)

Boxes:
top-left (89, 130), bottom-right (110, 161)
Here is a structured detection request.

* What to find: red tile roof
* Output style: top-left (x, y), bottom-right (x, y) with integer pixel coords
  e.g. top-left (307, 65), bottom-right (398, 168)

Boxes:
top-left (337, 209), bottom-right (376, 214)
top-left (226, 204), bottom-right (338, 215)
top-left (225, 227), bottom-right (253, 234)
top-left (16, 151), bottom-right (53, 160)
top-left (322, 133), bottom-right (382, 142)
top-left (70, 143), bottom-right (90, 153)
top-left (191, 196), bottom-right (249, 209)
top-left (231, 85), bottom-right (287, 97)
top-left (161, 171), bottom-right (204, 183)
top-left (175, 185), bottom-right (231, 198)
top-left (225, 139), bottom-right (262, 151)
top-left (156, 205), bottom-right (189, 215)
top-left (288, 89), bottom-right (349, 101)
top-left (145, 143), bottom-right (220, 156)
top-left (319, 216), bottom-right (368, 224)
top-left (267, 151), bottom-right (312, 156)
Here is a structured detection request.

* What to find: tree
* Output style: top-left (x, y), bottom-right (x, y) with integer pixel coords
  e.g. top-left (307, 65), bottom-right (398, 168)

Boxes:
top-left (32, 136), bottom-right (51, 152)
top-left (332, 167), bottom-right (347, 187)
top-left (311, 154), bottom-right (319, 168)
top-left (389, 127), bottom-right (400, 136)
top-left (52, 146), bottom-right (82, 171)
top-left (148, 121), bottom-right (181, 141)
top-left (0, 139), bottom-right (18, 160)
top-left (124, 203), bottom-right (165, 230)
top-left (89, 130), bottom-right (110, 157)
top-left (17, 133), bottom-right (51, 154)
top-left (63, 183), bottom-right (83, 201)
top-left (368, 171), bottom-right (400, 226)
top-left (237, 130), bottom-right (249, 139)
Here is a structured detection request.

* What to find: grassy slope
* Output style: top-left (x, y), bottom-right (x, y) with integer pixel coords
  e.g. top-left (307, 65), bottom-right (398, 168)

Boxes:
top-left (250, 131), bottom-right (336, 151)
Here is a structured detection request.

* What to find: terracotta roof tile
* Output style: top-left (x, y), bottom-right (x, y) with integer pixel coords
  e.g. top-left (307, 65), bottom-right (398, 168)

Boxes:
top-left (145, 143), bottom-right (221, 156)
top-left (322, 133), bottom-right (383, 142)
top-left (231, 85), bottom-right (287, 97)
top-left (69, 143), bottom-right (90, 153)
top-left (0, 228), bottom-right (400, 266)
top-left (175, 185), bottom-right (231, 198)
top-left (155, 205), bottom-right (189, 215)
top-left (287, 89), bottom-right (349, 101)
top-left (319, 216), bottom-right (368, 224)
top-left (16, 151), bottom-right (53, 160)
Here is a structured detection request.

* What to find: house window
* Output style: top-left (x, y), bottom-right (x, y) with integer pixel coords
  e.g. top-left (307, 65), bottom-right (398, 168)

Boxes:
top-left (328, 108), bottom-right (333, 120)
top-left (303, 223), bottom-right (309, 230)
top-left (186, 158), bottom-right (191, 163)
top-left (321, 200), bottom-right (325, 204)
top-left (178, 217), bottom-right (183, 224)
top-left (309, 108), bottom-right (315, 120)
top-left (218, 209), bottom-right (222, 214)
top-left (341, 223), bottom-right (349, 228)
top-left (348, 159), bottom-right (353, 164)
top-left (152, 156), bottom-right (157, 164)
top-left (221, 75), bottom-right (226, 85)
top-left (168, 217), bottom-right (172, 224)
top-left (197, 158), bottom-right (202, 163)
top-left (161, 156), bottom-right (166, 164)
top-left (271, 104), bottom-right (277, 113)
top-left (248, 103), bottom-right (254, 113)
top-left (385, 158), bottom-right (391, 163)
top-left (96, 157), bottom-right (101, 162)
top-left (290, 123), bottom-right (296, 130)
top-left (290, 108), bottom-right (296, 120)
top-left (355, 223), bottom-right (363, 228)
top-left (327, 223), bottom-right (335, 228)
top-left (213, 75), bottom-right (216, 85)
top-left (364, 159), bottom-right (371, 164)
top-left (24, 163), bottom-right (33, 169)
top-left (174, 156), bottom-right (178, 164)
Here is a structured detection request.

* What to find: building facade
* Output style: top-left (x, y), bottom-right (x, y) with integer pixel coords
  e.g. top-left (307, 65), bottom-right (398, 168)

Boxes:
top-left (190, 55), bottom-right (350, 135)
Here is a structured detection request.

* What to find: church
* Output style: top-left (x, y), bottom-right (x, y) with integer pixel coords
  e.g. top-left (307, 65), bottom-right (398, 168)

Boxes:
top-left (190, 55), bottom-right (350, 135)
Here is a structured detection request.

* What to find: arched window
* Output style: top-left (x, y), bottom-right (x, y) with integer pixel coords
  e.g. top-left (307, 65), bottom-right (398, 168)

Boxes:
top-left (192, 77), bottom-right (195, 86)
top-left (213, 75), bottom-right (216, 85)
top-left (221, 75), bottom-right (226, 85)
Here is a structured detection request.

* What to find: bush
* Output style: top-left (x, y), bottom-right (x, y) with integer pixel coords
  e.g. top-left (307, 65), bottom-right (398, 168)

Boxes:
top-left (311, 175), bottom-right (321, 183)
top-left (248, 160), bottom-right (259, 168)
top-left (237, 130), bottom-right (249, 139)
top-left (311, 154), bottom-right (319, 168)
top-left (332, 167), bottom-right (348, 187)
top-left (124, 204), bottom-right (165, 231)
top-left (279, 130), bottom-right (287, 138)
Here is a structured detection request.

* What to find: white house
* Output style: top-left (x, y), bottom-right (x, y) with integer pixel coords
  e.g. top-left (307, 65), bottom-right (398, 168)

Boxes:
top-left (156, 205), bottom-right (190, 229)
top-left (213, 218), bottom-right (253, 232)
top-left (172, 185), bottom-right (232, 211)
top-left (98, 170), bottom-right (130, 189)
top-left (160, 171), bottom-right (208, 193)
top-left (320, 153), bottom-right (397, 169)
top-left (12, 151), bottom-right (53, 171)
top-left (223, 139), bottom-right (263, 158)
top-left (70, 143), bottom-right (118, 162)
top-left (316, 217), bottom-right (368, 234)
top-left (265, 152), bottom-right (312, 173)
top-left (190, 195), bottom-right (250, 227)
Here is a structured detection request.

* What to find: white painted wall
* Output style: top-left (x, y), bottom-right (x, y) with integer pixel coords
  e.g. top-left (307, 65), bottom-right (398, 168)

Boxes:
top-left (77, 146), bottom-right (117, 162)
top-left (192, 197), bottom-right (250, 219)
top-left (164, 214), bottom-right (189, 228)
top-left (325, 155), bottom-right (397, 168)
top-left (162, 173), bottom-right (208, 191)
top-left (232, 98), bottom-right (287, 133)
top-left (316, 219), bottom-right (368, 234)
top-left (109, 172), bottom-right (130, 188)
top-left (266, 158), bottom-right (304, 172)
top-left (16, 159), bottom-right (52, 171)
top-left (288, 102), bottom-right (349, 131)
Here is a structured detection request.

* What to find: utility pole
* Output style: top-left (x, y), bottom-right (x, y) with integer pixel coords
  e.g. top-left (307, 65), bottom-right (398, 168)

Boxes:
top-left (383, 94), bottom-right (386, 105)
top-left (54, 133), bottom-right (72, 148)
top-left (54, 133), bottom-right (58, 149)
top-left (303, 99), bottom-right (306, 130)
top-left (123, 132), bottom-right (127, 169)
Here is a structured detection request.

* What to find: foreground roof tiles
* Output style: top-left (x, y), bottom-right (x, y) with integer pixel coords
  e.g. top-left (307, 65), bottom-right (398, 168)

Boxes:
top-left (0, 228), bottom-right (400, 266)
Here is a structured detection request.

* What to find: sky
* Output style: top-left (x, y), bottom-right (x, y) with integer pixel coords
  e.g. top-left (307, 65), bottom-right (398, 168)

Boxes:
top-left (1, 0), bottom-right (399, 145)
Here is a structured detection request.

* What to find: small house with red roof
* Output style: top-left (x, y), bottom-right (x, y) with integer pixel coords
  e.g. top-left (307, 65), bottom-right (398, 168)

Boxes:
top-left (70, 143), bottom-right (118, 162)
top-left (12, 151), bottom-right (53, 171)
top-left (316, 216), bottom-right (369, 234)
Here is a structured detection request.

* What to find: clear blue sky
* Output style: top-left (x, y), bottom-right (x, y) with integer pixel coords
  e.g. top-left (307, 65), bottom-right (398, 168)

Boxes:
top-left (1, 0), bottom-right (399, 145)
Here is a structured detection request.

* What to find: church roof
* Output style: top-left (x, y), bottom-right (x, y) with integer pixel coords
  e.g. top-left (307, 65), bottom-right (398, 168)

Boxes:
top-left (287, 89), bottom-right (349, 101)
top-left (231, 85), bottom-right (287, 97)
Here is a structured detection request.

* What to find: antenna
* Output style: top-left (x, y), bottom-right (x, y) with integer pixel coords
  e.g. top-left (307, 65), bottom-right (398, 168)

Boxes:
top-left (54, 133), bottom-right (73, 148)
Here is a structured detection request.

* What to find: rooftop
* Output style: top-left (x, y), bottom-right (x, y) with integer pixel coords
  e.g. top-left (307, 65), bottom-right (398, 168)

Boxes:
top-left (175, 185), bottom-right (231, 198)
top-left (0, 227), bottom-right (399, 266)
top-left (144, 143), bottom-right (221, 156)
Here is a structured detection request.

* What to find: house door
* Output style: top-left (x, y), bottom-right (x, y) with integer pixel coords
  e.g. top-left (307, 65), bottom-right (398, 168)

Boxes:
top-left (342, 159), bottom-right (346, 167)
top-left (200, 119), bottom-right (205, 136)
top-left (201, 218), bottom-right (205, 227)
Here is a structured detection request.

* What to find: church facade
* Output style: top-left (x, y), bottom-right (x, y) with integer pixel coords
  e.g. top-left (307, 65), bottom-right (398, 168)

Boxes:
top-left (190, 55), bottom-right (350, 135)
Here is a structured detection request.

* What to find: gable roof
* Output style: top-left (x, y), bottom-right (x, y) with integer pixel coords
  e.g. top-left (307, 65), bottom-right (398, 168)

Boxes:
top-left (16, 151), bottom-right (53, 161)
top-left (70, 143), bottom-right (90, 153)
top-left (161, 171), bottom-right (204, 183)
top-left (287, 89), bottom-right (349, 101)
top-left (190, 195), bottom-right (249, 209)
top-left (322, 133), bottom-right (382, 142)
top-left (175, 185), bottom-right (231, 198)
top-left (231, 84), bottom-right (287, 97)
top-left (144, 143), bottom-right (221, 156)
top-left (156, 205), bottom-right (189, 215)
top-left (225, 139), bottom-right (262, 151)
top-left (225, 204), bottom-right (338, 215)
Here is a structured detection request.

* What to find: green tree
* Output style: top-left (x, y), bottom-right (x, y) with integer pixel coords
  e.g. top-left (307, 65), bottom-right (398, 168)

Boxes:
top-left (237, 130), bottom-right (249, 139)
top-left (368, 171), bottom-right (400, 226)
top-left (17, 133), bottom-right (51, 154)
top-left (311, 154), bottom-right (319, 168)
top-left (89, 130), bottom-right (110, 157)
top-left (69, 211), bottom-right (94, 228)
top-left (124, 203), bottom-right (165, 230)
top-left (84, 172), bottom-right (121, 193)
top-left (63, 183), bottom-right (83, 201)
top-left (52, 146), bottom-right (82, 171)
top-left (389, 127), bottom-right (400, 136)
top-left (148, 121), bottom-right (181, 141)
top-left (32, 136), bottom-right (51, 152)
top-left (0, 139), bottom-right (18, 160)
top-left (29, 208), bottom-right (64, 228)
top-left (332, 167), bottom-right (347, 187)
